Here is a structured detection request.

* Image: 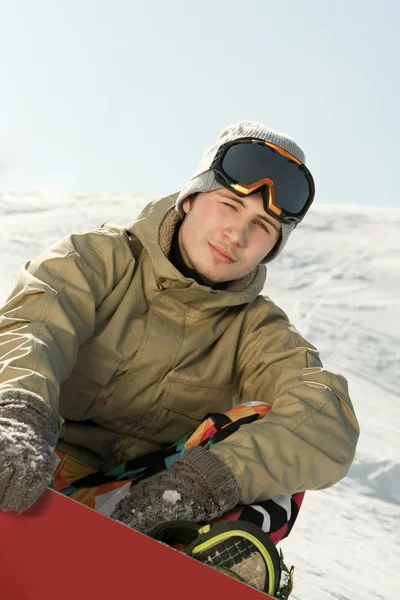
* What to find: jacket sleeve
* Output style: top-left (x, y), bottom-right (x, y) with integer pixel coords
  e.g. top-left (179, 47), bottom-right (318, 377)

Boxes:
top-left (0, 225), bottom-right (133, 416)
top-left (210, 296), bottom-right (360, 505)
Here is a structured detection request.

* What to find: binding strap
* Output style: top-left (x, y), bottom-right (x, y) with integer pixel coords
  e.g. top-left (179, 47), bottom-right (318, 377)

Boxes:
top-left (148, 520), bottom-right (292, 597)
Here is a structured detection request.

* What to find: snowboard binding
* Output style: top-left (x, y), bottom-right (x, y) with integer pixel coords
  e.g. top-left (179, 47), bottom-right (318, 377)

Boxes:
top-left (149, 520), bottom-right (294, 598)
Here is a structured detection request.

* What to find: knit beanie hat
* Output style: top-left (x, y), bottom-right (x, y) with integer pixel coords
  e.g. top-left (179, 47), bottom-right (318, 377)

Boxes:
top-left (175, 121), bottom-right (307, 263)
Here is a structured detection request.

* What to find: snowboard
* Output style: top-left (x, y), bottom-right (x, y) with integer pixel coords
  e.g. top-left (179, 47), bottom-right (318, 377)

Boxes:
top-left (0, 488), bottom-right (277, 599)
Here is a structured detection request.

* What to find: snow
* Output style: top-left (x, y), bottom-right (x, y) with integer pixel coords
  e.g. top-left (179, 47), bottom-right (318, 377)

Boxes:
top-left (1, 189), bottom-right (399, 600)
top-left (162, 490), bottom-right (182, 504)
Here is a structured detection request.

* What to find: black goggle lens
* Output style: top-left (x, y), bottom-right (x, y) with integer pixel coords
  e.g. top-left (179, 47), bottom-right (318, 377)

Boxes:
top-left (220, 143), bottom-right (311, 215)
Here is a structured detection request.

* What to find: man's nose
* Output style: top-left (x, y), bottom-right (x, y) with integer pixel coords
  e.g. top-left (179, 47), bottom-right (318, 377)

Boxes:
top-left (223, 222), bottom-right (247, 246)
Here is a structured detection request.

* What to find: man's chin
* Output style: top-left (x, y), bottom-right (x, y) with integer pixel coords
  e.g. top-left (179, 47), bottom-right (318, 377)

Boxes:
top-left (188, 254), bottom-right (254, 285)
top-left (192, 264), bottom-right (227, 285)
top-left (196, 264), bottom-right (246, 286)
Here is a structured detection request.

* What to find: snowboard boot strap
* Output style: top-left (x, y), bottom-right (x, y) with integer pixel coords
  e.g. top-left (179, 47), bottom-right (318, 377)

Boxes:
top-left (149, 520), bottom-right (294, 597)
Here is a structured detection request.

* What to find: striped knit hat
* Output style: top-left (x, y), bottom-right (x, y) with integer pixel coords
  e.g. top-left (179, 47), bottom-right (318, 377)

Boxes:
top-left (176, 121), bottom-right (307, 263)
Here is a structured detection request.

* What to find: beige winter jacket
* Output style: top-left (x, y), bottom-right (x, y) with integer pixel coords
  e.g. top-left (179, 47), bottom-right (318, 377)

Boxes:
top-left (0, 193), bottom-right (359, 504)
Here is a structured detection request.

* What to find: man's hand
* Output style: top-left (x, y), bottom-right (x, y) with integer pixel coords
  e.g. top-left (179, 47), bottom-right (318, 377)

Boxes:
top-left (111, 446), bottom-right (240, 534)
top-left (0, 389), bottom-right (59, 512)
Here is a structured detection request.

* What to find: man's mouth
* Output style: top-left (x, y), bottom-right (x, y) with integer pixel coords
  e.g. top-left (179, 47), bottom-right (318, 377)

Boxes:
top-left (209, 243), bottom-right (235, 263)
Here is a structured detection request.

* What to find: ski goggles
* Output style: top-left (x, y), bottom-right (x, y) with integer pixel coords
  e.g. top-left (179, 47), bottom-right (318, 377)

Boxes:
top-left (210, 137), bottom-right (315, 224)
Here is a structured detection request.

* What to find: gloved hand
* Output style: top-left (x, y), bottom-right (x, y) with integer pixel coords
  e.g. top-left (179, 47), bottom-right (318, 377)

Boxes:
top-left (0, 388), bottom-right (59, 512)
top-left (111, 446), bottom-right (240, 534)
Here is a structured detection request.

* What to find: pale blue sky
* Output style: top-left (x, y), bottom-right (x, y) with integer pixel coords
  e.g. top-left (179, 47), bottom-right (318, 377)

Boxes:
top-left (1, 0), bottom-right (399, 207)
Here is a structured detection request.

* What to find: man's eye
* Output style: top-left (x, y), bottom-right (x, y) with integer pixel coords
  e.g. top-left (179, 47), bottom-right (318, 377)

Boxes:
top-left (222, 203), bottom-right (236, 210)
top-left (255, 220), bottom-right (268, 232)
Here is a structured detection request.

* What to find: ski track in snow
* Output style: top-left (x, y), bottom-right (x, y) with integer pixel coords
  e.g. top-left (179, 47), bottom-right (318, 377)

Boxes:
top-left (1, 190), bottom-right (399, 600)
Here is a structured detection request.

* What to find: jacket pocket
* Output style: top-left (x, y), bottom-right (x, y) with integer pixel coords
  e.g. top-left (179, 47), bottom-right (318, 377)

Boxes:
top-left (143, 378), bottom-right (234, 443)
top-left (59, 341), bottom-right (123, 421)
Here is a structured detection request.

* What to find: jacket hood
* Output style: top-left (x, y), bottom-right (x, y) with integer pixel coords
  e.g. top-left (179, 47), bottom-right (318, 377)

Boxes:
top-left (128, 192), bottom-right (267, 309)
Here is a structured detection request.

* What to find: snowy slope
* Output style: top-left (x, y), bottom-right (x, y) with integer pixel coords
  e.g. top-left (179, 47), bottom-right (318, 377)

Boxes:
top-left (1, 190), bottom-right (399, 600)
top-left (266, 206), bottom-right (400, 600)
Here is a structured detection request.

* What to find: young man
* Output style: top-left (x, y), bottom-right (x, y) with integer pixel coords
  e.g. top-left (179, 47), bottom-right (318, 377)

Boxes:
top-left (0, 121), bottom-right (359, 593)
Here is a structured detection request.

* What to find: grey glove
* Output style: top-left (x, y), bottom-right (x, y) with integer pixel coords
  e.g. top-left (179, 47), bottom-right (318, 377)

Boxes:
top-left (111, 446), bottom-right (240, 534)
top-left (0, 388), bottom-right (59, 512)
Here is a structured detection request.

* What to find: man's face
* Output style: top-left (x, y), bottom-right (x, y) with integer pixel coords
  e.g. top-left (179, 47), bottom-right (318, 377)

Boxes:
top-left (179, 188), bottom-right (281, 284)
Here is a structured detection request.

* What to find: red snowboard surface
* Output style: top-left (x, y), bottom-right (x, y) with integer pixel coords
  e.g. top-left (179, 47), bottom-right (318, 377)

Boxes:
top-left (0, 489), bottom-right (276, 599)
